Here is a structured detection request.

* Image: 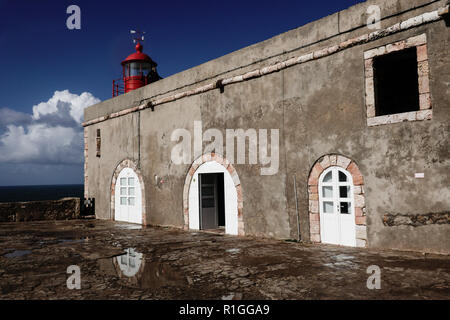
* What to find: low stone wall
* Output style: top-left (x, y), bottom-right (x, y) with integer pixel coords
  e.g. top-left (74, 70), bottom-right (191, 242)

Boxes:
top-left (0, 198), bottom-right (80, 222)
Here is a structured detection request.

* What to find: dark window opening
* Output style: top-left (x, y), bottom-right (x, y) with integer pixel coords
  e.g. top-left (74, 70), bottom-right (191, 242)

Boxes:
top-left (96, 129), bottom-right (101, 157)
top-left (373, 47), bottom-right (420, 116)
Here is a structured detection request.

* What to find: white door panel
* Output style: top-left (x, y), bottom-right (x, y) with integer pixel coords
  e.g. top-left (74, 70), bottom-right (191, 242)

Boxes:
top-left (319, 167), bottom-right (356, 247)
top-left (115, 168), bottom-right (142, 224)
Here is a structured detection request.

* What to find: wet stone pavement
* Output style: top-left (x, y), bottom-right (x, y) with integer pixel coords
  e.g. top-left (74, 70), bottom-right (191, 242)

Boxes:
top-left (0, 220), bottom-right (448, 300)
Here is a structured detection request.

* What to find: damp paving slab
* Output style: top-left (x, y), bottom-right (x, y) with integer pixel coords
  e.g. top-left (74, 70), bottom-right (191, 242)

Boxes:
top-left (0, 220), bottom-right (448, 300)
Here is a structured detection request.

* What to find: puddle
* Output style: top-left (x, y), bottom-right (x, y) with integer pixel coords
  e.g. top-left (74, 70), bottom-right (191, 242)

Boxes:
top-left (99, 248), bottom-right (188, 289)
top-left (324, 254), bottom-right (359, 270)
top-left (58, 239), bottom-right (86, 244)
top-left (4, 250), bottom-right (32, 258)
top-left (332, 254), bottom-right (355, 261)
top-left (221, 292), bottom-right (243, 300)
top-left (116, 248), bottom-right (144, 277)
top-left (226, 248), bottom-right (241, 254)
top-left (116, 224), bottom-right (142, 230)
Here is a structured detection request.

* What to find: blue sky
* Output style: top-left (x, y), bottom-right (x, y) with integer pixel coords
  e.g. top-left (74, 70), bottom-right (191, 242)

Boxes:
top-left (0, 0), bottom-right (365, 186)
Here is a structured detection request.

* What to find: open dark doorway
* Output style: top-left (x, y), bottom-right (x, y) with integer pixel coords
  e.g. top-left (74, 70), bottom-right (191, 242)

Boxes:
top-left (199, 173), bottom-right (225, 230)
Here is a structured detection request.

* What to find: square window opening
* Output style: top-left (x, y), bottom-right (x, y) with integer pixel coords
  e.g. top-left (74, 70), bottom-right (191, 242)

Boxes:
top-left (373, 47), bottom-right (420, 116)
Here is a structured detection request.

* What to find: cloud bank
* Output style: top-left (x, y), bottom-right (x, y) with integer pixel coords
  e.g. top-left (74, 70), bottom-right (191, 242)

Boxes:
top-left (0, 90), bottom-right (100, 166)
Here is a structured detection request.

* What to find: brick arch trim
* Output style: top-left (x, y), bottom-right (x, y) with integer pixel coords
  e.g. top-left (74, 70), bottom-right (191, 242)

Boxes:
top-left (307, 154), bottom-right (367, 247)
top-left (111, 159), bottom-right (147, 225)
top-left (182, 153), bottom-right (244, 235)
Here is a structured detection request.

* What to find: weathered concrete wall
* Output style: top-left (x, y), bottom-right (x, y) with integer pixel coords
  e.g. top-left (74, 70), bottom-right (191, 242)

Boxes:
top-left (0, 198), bottom-right (81, 222)
top-left (282, 20), bottom-right (450, 254)
top-left (84, 0), bottom-right (450, 254)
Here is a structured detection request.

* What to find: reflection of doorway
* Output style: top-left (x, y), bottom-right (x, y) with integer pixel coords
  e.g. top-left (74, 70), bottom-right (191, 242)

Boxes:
top-left (318, 167), bottom-right (356, 247)
top-left (116, 248), bottom-right (143, 277)
top-left (111, 248), bottom-right (187, 289)
top-left (198, 173), bottom-right (225, 230)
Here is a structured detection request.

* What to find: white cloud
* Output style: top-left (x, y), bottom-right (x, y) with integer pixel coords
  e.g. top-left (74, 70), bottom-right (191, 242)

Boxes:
top-left (32, 90), bottom-right (100, 124)
top-left (0, 90), bottom-right (100, 165)
top-left (0, 124), bottom-right (80, 164)
top-left (0, 108), bottom-right (31, 128)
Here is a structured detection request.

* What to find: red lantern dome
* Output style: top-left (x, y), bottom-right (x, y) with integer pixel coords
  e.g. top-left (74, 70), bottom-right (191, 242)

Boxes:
top-left (112, 40), bottom-right (161, 97)
top-left (121, 43), bottom-right (155, 66)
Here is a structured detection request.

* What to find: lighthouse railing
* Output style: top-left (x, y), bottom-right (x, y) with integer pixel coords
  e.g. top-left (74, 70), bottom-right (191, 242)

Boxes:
top-left (112, 78), bottom-right (124, 97)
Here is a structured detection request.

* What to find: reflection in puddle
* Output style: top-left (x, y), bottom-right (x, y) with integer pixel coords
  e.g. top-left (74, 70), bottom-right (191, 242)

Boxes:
top-left (116, 224), bottom-right (142, 230)
top-left (323, 262), bottom-right (358, 269)
top-left (99, 248), bottom-right (188, 289)
top-left (5, 250), bottom-right (32, 258)
top-left (116, 248), bottom-right (143, 277)
top-left (332, 254), bottom-right (355, 261)
top-left (221, 292), bottom-right (243, 300)
top-left (324, 254), bottom-right (359, 269)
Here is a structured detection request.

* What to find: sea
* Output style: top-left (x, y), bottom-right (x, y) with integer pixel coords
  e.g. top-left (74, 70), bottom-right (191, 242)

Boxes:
top-left (0, 185), bottom-right (84, 203)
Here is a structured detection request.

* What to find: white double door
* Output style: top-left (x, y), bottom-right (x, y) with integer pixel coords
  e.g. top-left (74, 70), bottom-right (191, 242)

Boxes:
top-left (319, 167), bottom-right (356, 247)
top-left (115, 168), bottom-right (142, 224)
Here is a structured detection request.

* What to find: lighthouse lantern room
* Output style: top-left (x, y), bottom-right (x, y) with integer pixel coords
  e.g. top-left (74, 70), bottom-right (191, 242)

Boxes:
top-left (113, 31), bottom-right (161, 97)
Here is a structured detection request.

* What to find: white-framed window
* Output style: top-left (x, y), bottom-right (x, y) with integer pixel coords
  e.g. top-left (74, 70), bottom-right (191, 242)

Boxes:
top-left (119, 176), bottom-right (135, 207)
top-left (319, 168), bottom-right (354, 216)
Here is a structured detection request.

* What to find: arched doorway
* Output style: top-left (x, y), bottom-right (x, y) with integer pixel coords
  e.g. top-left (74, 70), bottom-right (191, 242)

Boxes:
top-left (111, 159), bottom-right (146, 225)
top-left (308, 155), bottom-right (367, 248)
top-left (183, 153), bottom-right (244, 236)
top-left (319, 167), bottom-right (356, 246)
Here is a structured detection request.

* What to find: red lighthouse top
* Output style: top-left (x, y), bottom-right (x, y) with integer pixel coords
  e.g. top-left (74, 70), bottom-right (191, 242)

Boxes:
top-left (121, 42), bottom-right (156, 66)
top-left (112, 31), bottom-right (162, 97)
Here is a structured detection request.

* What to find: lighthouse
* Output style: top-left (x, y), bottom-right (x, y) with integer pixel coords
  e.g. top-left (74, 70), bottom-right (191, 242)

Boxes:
top-left (113, 31), bottom-right (161, 97)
